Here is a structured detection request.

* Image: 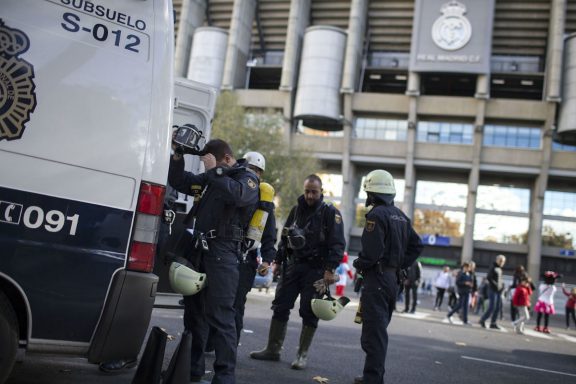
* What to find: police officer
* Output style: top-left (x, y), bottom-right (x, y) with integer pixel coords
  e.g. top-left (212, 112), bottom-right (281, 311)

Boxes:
top-left (250, 174), bottom-right (345, 370)
top-left (352, 170), bottom-right (423, 384)
top-left (169, 139), bottom-right (259, 384)
top-left (205, 151), bottom-right (277, 349)
top-left (235, 151), bottom-right (276, 342)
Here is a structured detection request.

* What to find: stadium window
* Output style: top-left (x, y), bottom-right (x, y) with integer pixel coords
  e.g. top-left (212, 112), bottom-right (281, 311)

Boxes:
top-left (483, 124), bottom-right (541, 149)
top-left (552, 141), bottom-right (576, 152)
top-left (417, 121), bottom-right (473, 145)
top-left (354, 118), bottom-right (408, 141)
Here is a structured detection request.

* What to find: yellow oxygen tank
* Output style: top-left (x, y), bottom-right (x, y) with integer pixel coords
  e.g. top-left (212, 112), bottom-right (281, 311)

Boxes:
top-left (246, 182), bottom-right (275, 244)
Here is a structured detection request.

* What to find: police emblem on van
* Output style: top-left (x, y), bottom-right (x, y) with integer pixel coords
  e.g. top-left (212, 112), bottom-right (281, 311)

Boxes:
top-left (0, 20), bottom-right (37, 141)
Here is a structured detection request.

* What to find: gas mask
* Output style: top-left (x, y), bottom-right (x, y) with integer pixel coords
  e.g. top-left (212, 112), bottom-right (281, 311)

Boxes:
top-left (286, 226), bottom-right (306, 250)
top-left (173, 124), bottom-right (207, 155)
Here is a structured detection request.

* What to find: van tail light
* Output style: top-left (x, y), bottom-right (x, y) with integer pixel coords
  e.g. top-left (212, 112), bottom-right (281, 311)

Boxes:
top-left (127, 182), bottom-right (166, 272)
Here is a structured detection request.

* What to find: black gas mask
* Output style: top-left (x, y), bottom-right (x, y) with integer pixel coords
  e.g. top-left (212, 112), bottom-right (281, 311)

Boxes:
top-left (173, 124), bottom-right (207, 155)
top-left (286, 226), bottom-right (306, 250)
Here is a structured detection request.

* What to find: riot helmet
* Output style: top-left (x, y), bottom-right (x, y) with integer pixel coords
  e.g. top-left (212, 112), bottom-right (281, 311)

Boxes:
top-left (243, 151), bottom-right (266, 172)
top-left (363, 170), bottom-right (396, 195)
top-left (311, 294), bottom-right (350, 321)
top-left (169, 261), bottom-right (207, 296)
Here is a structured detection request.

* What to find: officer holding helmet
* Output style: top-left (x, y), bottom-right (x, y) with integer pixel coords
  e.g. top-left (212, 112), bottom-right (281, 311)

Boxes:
top-left (352, 170), bottom-right (422, 384)
top-left (250, 174), bottom-right (345, 370)
top-left (169, 139), bottom-right (259, 384)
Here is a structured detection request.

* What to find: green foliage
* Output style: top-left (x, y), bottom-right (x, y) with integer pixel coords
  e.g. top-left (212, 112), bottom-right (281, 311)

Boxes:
top-left (542, 225), bottom-right (574, 249)
top-left (211, 92), bottom-right (320, 220)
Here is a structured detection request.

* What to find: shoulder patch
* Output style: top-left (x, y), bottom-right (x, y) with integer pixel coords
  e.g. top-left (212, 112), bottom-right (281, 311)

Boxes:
top-left (247, 178), bottom-right (257, 189)
top-left (365, 220), bottom-right (376, 232)
top-left (335, 214), bottom-right (342, 224)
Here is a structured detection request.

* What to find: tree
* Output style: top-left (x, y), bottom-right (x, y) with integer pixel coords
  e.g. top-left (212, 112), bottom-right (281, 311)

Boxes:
top-left (211, 92), bottom-right (319, 219)
top-left (413, 209), bottom-right (462, 238)
top-left (542, 225), bottom-right (574, 249)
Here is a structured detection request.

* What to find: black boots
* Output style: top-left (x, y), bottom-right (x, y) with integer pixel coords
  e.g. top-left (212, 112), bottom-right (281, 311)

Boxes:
top-left (290, 325), bottom-right (316, 370)
top-left (249, 319), bottom-right (288, 361)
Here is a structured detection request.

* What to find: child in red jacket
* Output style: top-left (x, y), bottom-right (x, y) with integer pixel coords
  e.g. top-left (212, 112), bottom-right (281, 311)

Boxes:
top-left (511, 277), bottom-right (533, 334)
top-left (561, 283), bottom-right (576, 330)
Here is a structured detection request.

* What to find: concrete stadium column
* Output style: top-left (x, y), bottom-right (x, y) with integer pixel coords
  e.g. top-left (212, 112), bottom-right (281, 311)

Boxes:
top-left (527, 105), bottom-right (555, 282)
top-left (545, 0), bottom-right (566, 102)
top-left (279, 0), bottom-right (311, 91)
top-left (462, 77), bottom-right (488, 263)
top-left (341, 94), bottom-right (355, 247)
top-left (174, 0), bottom-right (207, 77)
top-left (341, 0), bottom-right (368, 93)
top-left (221, 0), bottom-right (257, 90)
top-left (403, 72), bottom-right (419, 219)
top-left (339, 0), bottom-right (367, 245)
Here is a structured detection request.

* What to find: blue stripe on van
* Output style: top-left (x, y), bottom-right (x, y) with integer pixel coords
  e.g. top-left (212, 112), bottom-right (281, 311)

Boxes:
top-left (0, 186), bottom-right (134, 342)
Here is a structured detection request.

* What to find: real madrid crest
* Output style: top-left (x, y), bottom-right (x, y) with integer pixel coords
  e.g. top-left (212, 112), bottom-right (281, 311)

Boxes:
top-left (431, 1), bottom-right (472, 51)
top-left (0, 19), bottom-right (37, 141)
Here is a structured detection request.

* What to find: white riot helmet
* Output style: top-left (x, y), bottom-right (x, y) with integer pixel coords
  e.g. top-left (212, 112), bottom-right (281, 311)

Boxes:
top-left (363, 170), bottom-right (395, 195)
top-left (311, 295), bottom-right (350, 321)
top-left (169, 261), bottom-right (206, 296)
top-left (243, 151), bottom-right (266, 172)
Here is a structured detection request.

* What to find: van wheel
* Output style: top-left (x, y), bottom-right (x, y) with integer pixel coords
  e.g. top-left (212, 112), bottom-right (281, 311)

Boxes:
top-left (0, 291), bottom-right (18, 383)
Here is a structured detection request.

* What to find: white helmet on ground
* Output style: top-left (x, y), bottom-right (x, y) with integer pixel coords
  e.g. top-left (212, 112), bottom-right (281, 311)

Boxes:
top-left (243, 151), bottom-right (266, 172)
top-left (169, 261), bottom-right (206, 296)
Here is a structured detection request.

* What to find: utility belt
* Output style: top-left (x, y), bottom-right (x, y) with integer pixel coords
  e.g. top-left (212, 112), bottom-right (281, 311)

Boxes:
top-left (286, 253), bottom-right (323, 267)
top-left (197, 225), bottom-right (244, 242)
top-left (170, 225), bottom-right (244, 260)
top-left (376, 264), bottom-right (398, 274)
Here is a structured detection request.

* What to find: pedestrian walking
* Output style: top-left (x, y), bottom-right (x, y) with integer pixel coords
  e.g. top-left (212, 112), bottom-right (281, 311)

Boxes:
top-left (403, 260), bottom-right (422, 313)
top-left (534, 271), bottom-right (560, 333)
top-left (433, 266), bottom-right (452, 311)
top-left (561, 283), bottom-right (576, 329)
top-left (478, 254), bottom-right (506, 330)
top-left (250, 174), bottom-right (345, 370)
top-left (474, 277), bottom-right (488, 315)
top-left (352, 170), bottom-right (423, 384)
top-left (446, 262), bottom-right (473, 325)
top-left (509, 265), bottom-right (527, 322)
top-left (511, 277), bottom-right (533, 334)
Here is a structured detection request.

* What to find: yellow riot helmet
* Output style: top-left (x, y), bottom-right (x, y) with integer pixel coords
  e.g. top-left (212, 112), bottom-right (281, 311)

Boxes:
top-left (363, 170), bottom-right (396, 194)
top-left (169, 261), bottom-right (206, 296)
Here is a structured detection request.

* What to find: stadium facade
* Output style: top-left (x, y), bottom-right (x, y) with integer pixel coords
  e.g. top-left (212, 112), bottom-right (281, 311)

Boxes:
top-left (173, 0), bottom-right (576, 282)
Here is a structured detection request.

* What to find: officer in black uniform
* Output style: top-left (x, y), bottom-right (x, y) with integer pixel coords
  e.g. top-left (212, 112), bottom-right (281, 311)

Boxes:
top-left (352, 170), bottom-right (423, 384)
top-left (169, 139), bottom-right (259, 384)
top-left (205, 151), bottom-right (277, 351)
top-left (250, 174), bottom-right (345, 370)
top-left (234, 151), bottom-right (276, 342)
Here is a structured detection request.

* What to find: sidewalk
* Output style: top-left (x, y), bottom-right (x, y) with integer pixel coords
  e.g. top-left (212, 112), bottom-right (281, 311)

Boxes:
top-left (396, 288), bottom-right (576, 334)
top-left (154, 284), bottom-right (576, 334)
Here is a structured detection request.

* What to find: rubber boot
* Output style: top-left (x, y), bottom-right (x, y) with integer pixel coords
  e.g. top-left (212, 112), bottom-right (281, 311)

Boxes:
top-left (290, 325), bottom-right (316, 370)
top-left (249, 319), bottom-right (287, 361)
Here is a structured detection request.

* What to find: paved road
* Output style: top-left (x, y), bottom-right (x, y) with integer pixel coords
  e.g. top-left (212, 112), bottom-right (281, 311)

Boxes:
top-left (6, 287), bottom-right (576, 384)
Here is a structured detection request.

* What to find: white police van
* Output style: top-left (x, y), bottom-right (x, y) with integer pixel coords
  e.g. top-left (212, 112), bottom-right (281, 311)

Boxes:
top-left (0, 0), bottom-right (183, 381)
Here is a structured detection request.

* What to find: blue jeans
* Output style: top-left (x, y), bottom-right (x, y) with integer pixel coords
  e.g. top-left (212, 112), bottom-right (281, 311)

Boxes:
top-left (447, 292), bottom-right (470, 323)
top-left (480, 288), bottom-right (502, 325)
